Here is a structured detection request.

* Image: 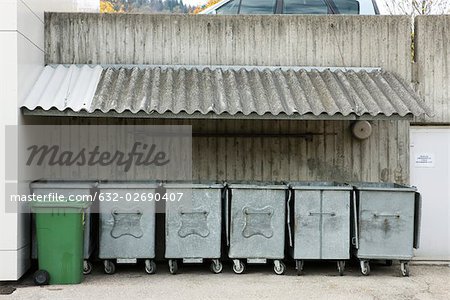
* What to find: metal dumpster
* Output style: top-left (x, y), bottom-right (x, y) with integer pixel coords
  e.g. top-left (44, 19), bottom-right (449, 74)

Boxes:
top-left (351, 182), bottom-right (421, 277)
top-left (288, 182), bottom-right (352, 276)
top-left (30, 181), bottom-right (96, 275)
top-left (98, 181), bottom-right (158, 274)
top-left (164, 181), bottom-right (224, 274)
top-left (227, 181), bottom-right (287, 275)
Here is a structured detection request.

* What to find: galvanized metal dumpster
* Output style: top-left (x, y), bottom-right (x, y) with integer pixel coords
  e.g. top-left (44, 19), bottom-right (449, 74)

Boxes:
top-left (164, 181), bottom-right (224, 274)
top-left (288, 182), bottom-right (352, 276)
top-left (351, 182), bottom-right (421, 277)
top-left (227, 182), bottom-right (287, 275)
top-left (98, 181), bottom-right (158, 274)
top-left (30, 181), bottom-right (96, 275)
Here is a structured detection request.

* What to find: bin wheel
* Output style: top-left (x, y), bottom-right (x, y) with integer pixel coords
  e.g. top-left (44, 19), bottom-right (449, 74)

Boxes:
top-left (385, 260), bottom-right (393, 267)
top-left (104, 260), bottom-right (116, 275)
top-left (232, 260), bottom-right (245, 274)
top-left (210, 259), bottom-right (223, 274)
top-left (33, 270), bottom-right (50, 286)
top-left (360, 260), bottom-right (370, 276)
top-left (273, 260), bottom-right (286, 275)
top-left (401, 262), bottom-right (410, 277)
top-left (145, 259), bottom-right (156, 274)
top-left (337, 261), bottom-right (345, 276)
top-left (296, 260), bottom-right (304, 276)
top-left (83, 260), bottom-right (93, 275)
top-left (168, 260), bottom-right (178, 275)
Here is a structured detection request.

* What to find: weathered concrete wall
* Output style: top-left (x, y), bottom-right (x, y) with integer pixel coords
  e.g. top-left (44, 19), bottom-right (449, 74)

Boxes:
top-left (415, 16), bottom-right (450, 124)
top-left (45, 13), bottom-right (413, 81)
top-left (189, 119), bottom-right (409, 184)
top-left (41, 13), bottom-right (413, 183)
top-left (26, 117), bottom-right (410, 184)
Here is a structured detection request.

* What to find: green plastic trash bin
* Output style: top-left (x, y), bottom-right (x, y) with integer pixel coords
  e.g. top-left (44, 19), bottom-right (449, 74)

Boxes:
top-left (31, 199), bottom-right (91, 285)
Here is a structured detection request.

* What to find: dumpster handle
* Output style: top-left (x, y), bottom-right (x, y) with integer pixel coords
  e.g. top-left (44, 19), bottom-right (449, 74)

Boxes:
top-left (180, 211), bottom-right (208, 215)
top-left (287, 188), bottom-right (293, 248)
top-left (112, 209), bottom-right (142, 215)
top-left (352, 190), bottom-right (359, 249)
top-left (413, 192), bottom-right (422, 249)
top-left (373, 213), bottom-right (400, 218)
top-left (243, 209), bottom-right (272, 216)
top-left (309, 212), bottom-right (336, 217)
top-left (225, 186), bottom-right (230, 246)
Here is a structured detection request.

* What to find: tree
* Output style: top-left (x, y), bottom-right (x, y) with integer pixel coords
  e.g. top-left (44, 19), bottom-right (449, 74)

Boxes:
top-left (100, 0), bottom-right (125, 13)
top-left (193, 0), bottom-right (221, 14)
top-left (100, 0), bottom-right (191, 14)
top-left (381, 0), bottom-right (450, 16)
top-left (100, 1), bottom-right (116, 13)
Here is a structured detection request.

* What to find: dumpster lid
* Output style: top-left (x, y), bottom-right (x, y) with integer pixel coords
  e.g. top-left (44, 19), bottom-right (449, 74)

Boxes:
top-left (289, 181), bottom-right (352, 190)
top-left (227, 181), bottom-right (287, 190)
top-left (30, 198), bottom-right (92, 209)
top-left (30, 180), bottom-right (96, 189)
top-left (163, 180), bottom-right (224, 189)
top-left (351, 182), bottom-right (417, 192)
top-left (97, 180), bottom-right (160, 189)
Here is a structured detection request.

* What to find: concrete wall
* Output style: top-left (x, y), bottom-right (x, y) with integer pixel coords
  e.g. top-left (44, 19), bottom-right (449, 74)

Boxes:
top-left (27, 117), bottom-right (410, 185)
top-left (45, 14), bottom-right (413, 81)
top-left (41, 14), bottom-right (414, 184)
top-left (44, 13), bottom-right (450, 125)
top-left (415, 16), bottom-right (450, 124)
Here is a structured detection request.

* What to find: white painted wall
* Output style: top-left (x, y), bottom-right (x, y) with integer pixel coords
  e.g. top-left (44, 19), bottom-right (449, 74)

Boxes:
top-left (410, 127), bottom-right (450, 260)
top-left (0, 0), bottom-right (99, 281)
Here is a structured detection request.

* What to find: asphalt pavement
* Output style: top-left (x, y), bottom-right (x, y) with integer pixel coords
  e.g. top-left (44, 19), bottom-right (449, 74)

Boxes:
top-left (1, 261), bottom-right (449, 300)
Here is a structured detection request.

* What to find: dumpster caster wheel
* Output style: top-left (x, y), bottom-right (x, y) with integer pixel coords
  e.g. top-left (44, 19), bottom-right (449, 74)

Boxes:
top-left (296, 260), bottom-right (304, 276)
top-left (33, 270), bottom-right (50, 286)
top-left (83, 260), bottom-right (93, 275)
top-left (210, 259), bottom-right (223, 274)
top-left (169, 260), bottom-right (178, 275)
top-left (104, 260), bottom-right (116, 275)
top-left (360, 260), bottom-right (370, 276)
top-left (385, 260), bottom-right (393, 267)
top-left (337, 261), bottom-right (345, 276)
top-left (232, 260), bottom-right (245, 274)
top-left (145, 259), bottom-right (156, 274)
top-left (401, 262), bottom-right (410, 277)
top-left (273, 260), bottom-right (285, 275)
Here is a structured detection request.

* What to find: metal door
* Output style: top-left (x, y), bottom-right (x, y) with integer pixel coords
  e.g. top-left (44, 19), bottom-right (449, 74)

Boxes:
top-left (294, 190), bottom-right (321, 259)
top-left (321, 190), bottom-right (350, 259)
top-left (410, 127), bottom-right (450, 260)
top-left (293, 189), bottom-right (350, 260)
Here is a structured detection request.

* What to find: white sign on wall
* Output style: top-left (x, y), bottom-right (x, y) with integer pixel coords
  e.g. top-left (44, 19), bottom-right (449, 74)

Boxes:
top-left (415, 153), bottom-right (435, 168)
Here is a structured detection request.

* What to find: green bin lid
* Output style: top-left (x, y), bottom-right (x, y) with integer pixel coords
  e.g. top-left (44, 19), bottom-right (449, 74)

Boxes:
top-left (30, 180), bottom-right (96, 189)
top-left (30, 198), bottom-right (92, 209)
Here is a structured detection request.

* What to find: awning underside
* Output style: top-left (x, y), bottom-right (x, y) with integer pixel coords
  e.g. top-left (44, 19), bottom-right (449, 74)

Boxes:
top-left (21, 65), bottom-right (432, 120)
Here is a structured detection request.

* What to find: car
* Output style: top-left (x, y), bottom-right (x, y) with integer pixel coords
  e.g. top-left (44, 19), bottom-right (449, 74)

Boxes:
top-left (199, 0), bottom-right (380, 15)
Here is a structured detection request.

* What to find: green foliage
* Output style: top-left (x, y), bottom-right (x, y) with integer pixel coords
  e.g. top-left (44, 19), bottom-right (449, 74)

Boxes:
top-left (107, 0), bottom-right (192, 13)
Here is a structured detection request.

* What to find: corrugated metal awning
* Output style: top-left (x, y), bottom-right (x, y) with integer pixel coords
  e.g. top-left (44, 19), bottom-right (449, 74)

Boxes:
top-left (21, 65), bottom-right (431, 120)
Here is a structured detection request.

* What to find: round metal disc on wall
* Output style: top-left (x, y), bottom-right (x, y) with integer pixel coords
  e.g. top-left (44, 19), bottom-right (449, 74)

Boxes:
top-left (352, 121), bottom-right (372, 140)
